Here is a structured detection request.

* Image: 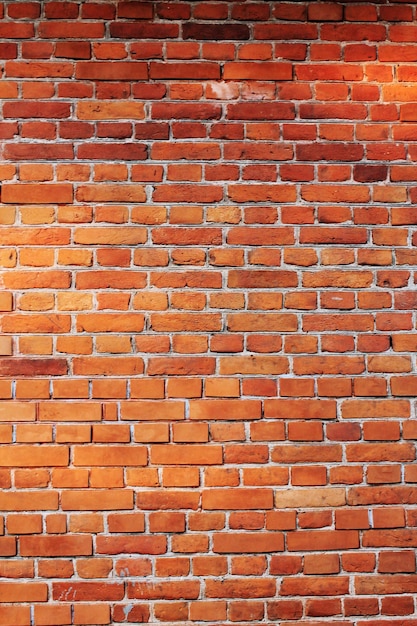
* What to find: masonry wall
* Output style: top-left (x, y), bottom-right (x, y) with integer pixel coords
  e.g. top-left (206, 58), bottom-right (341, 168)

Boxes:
top-left (0, 1), bottom-right (417, 624)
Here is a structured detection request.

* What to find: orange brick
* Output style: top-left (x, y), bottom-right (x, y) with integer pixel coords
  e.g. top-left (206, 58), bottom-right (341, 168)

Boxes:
top-left (73, 604), bottom-right (110, 625)
top-left (172, 422), bottom-right (208, 442)
top-left (162, 467), bottom-right (200, 487)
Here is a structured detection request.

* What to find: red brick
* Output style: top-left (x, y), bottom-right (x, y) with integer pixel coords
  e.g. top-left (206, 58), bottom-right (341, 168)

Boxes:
top-left (128, 579), bottom-right (200, 600)
top-left (354, 574), bottom-right (417, 595)
top-left (288, 422), bottom-right (323, 441)
top-left (281, 576), bottom-right (349, 596)
top-left (202, 488), bottom-right (273, 510)
top-left (304, 553), bottom-right (340, 574)
top-left (265, 399), bottom-right (336, 419)
top-left (151, 61), bottom-right (219, 80)
top-left (308, 3), bottom-right (343, 21)
top-left (20, 535), bottom-right (92, 556)
top-left (287, 530), bottom-right (359, 551)
top-left (2, 183), bottom-right (72, 204)
top-left (378, 551), bottom-right (416, 573)
top-left (190, 399), bottom-right (261, 420)
top-left (213, 532), bottom-right (283, 554)
top-left (61, 490), bottom-right (133, 511)
top-left (267, 599), bottom-right (303, 620)
top-left (306, 598), bottom-right (342, 617)
top-left (73, 604), bottom-right (110, 625)
top-left (205, 577), bottom-right (276, 598)
top-left (224, 61), bottom-right (291, 80)
top-left (344, 597), bottom-right (379, 617)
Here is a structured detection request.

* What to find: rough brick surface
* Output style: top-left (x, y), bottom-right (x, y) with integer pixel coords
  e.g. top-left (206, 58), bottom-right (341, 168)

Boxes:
top-left (0, 1), bottom-right (417, 624)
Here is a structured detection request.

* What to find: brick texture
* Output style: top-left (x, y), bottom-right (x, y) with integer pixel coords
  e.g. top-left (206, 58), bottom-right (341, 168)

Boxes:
top-left (0, 1), bottom-right (417, 624)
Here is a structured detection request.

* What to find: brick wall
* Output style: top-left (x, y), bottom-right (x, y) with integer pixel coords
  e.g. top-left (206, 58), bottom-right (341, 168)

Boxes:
top-left (0, 1), bottom-right (417, 624)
